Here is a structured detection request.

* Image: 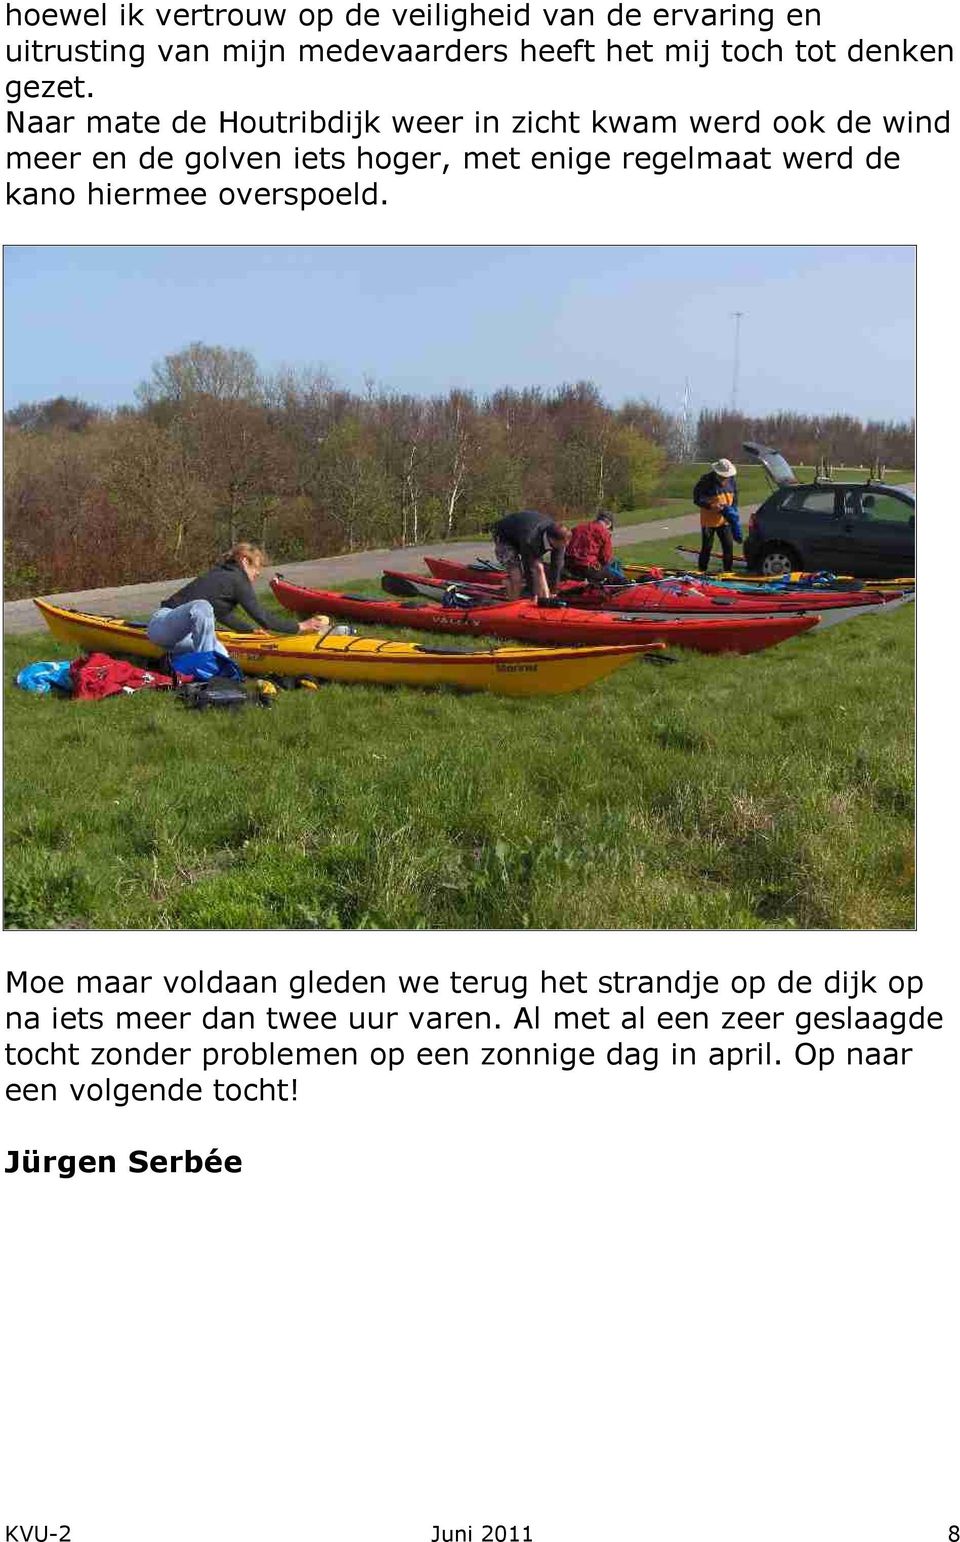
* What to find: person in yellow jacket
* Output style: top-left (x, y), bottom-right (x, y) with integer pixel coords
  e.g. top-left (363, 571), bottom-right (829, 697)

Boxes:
top-left (693, 458), bottom-right (739, 573)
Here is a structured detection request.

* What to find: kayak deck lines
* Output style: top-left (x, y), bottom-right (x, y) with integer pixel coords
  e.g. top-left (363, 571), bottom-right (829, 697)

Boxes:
top-left (271, 576), bottom-right (821, 655)
top-left (32, 598), bottom-right (656, 697)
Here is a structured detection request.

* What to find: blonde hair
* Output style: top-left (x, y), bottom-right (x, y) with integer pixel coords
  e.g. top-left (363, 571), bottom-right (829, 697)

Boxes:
top-left (222, 541), bottom-right (267, 568)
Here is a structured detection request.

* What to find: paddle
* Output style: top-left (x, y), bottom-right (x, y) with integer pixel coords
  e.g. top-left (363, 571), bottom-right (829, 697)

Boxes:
top-left (380, 573), bottom-right (498, 608)
top-left (382, 573), bottom-right (441, 598)
top-left (674, 545), bottom-right (748, 569)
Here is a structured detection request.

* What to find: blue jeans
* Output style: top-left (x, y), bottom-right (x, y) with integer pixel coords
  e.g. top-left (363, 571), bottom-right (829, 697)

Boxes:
top-left (146, 600), bottom-right (229, 657)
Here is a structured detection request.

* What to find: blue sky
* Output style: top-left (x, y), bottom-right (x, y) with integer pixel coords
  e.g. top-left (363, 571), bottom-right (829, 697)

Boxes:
top-left (4, 246), bottom-right (915, 420)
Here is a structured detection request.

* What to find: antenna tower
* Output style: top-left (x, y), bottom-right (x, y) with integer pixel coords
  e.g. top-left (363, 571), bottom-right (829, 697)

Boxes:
top-left (731, 311), bottom-right (745, 412)
top-left (679, 377), bottom-right (695, 460)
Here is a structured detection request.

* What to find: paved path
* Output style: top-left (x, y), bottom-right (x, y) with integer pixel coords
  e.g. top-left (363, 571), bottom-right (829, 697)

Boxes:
top-left (3, 512), bottom-right (704, 635)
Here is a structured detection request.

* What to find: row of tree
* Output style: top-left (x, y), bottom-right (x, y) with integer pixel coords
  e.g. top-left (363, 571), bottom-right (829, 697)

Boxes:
top-left (4, 344), bottom-right (915, 597)
top-left (698, 409), bottom-right (915, 469)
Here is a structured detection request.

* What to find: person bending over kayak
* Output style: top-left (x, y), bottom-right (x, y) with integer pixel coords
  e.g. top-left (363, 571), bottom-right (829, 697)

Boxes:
top-left (694, 459), bottom-right (739, 573)
top-left (564, 511), bottom-right (623, 583)
top-left (147, 542), bottom-right (329, 657)
top-left (491, 510), bottom-right (571, 600)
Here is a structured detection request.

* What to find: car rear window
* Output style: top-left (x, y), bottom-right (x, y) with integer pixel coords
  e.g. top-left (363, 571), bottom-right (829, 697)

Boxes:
top-left (780, 490), bottom-right (837, 514)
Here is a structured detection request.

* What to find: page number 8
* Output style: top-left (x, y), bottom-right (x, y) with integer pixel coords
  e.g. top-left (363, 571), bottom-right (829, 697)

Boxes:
top-left (948, 1527), bottom-right (959, 1540)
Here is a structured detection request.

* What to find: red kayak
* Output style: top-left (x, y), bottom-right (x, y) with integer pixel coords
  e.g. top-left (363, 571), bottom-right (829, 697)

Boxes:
top-left (426, 555), bottom-right (664, 586)
top-left (271, 577), bottom-right (819, 655)
top-left (425, 557), bottom-right (506, 586)
top-left (415, 564), bottom-right (887, 614)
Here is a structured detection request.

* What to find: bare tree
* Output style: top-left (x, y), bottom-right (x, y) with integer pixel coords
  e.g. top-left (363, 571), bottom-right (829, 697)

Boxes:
top-left (3, 341), bottom-right (915, 598)
top-left (137, 343), bottom-right (262, 407)
top-left (434, 391), bottom-right (476, 538)
top-left (4, 396), bottom-right (103, 433)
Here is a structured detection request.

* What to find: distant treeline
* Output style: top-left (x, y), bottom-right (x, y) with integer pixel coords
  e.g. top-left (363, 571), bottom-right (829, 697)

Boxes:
top-left (3, 343), bottom-right (915, 597)
top-left (699, 409), bottom-right (916, 469)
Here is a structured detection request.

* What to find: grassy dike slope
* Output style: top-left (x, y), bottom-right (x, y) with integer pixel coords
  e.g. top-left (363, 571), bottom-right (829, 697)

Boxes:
top-left (4, 538), bottom-right (914, 931)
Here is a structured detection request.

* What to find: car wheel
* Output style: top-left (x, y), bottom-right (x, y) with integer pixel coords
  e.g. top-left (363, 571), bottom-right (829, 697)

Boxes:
top-left (760, 544), bottom-right (801, 578)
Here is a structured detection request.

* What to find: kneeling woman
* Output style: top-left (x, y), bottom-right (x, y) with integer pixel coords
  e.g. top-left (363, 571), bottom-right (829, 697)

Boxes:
top-left (147, 542), bottom-right (328, 656)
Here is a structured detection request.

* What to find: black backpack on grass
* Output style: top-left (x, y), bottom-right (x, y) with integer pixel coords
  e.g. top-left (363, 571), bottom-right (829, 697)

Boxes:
top-left (170, 649), bottom-right (250, 709)
top-left (177, 677), bottom-right (251, 710)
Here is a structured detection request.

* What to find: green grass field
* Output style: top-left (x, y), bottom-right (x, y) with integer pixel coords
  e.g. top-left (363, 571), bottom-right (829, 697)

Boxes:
top-left (4, 535), bottom-right (915, 931)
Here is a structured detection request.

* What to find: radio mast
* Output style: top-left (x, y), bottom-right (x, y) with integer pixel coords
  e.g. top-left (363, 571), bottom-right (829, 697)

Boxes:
top-left (678, 377), bottom-right (695, 461)
top-left (731, 311), bottom-right (745, 411)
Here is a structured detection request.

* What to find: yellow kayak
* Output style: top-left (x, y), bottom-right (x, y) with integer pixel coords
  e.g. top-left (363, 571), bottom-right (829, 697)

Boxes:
top-left (34, 599), bottom-right (656, 698)
top-left (624, 561), bottom-right (914, 592)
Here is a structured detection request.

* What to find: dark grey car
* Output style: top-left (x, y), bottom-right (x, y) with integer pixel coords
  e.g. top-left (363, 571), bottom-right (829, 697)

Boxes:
top-left (741, 443), bottom-right (915, 579)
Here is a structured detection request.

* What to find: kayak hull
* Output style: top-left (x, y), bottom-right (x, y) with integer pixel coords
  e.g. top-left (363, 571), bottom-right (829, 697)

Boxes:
top-left (385, 569), bottom-right (888, 615)
top-left (425, 555), bottom-right (673, 586)
top-left (426, 553), bottom-right (910, 597)
top-left (271, 579), bottom-right (819, 655)
top-left (425, 557), bottom-right (507, 586)
top-left (33, 599), bottom-right (654, 697)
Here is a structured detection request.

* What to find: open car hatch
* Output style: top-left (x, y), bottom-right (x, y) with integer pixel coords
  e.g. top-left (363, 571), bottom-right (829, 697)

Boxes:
top-left (742, 441), bottom-right (800, 488)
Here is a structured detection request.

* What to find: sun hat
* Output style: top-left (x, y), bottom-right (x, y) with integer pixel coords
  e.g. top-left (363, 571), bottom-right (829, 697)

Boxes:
top-left (712, 458), bottom-right (737, 478)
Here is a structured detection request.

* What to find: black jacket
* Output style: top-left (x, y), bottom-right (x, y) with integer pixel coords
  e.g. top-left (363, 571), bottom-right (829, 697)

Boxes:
top-left (493, 509), bottom-right (558, 554)
top-left (164, 561), bottom-right (298, 635)
top-left (493, 510), bottom-right (565, 588)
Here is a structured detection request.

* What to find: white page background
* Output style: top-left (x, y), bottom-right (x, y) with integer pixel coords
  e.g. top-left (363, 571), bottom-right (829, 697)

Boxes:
top-left (2, 1), bottom-right (956, 1535)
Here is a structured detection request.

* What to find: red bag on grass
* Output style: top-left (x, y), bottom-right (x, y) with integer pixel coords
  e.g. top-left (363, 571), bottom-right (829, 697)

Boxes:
top-left (69, 653), bottom-right (173, 701)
